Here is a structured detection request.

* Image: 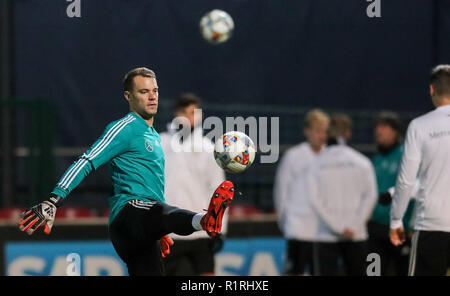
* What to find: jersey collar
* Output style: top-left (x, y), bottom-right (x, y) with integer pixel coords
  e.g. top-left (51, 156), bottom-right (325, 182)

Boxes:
top-left (129, 112), bottom-right (155, 130)
top-left (436, 104), bottom-right (450, 112)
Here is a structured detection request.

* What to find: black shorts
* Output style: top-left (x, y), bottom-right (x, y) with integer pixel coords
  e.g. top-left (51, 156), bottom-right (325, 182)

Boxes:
top-left (315, 241), bottom-right (367, 276)
top-left (163, 238), bottom-right (215, 275)
top-left (109, 200), bottom-right (197, 276)
top-left (284, 239), bottom-right (315, 275)
top-left (408, 230), bottom-right (450, 276)
top-left (367, 221), bottom-right (411, 276)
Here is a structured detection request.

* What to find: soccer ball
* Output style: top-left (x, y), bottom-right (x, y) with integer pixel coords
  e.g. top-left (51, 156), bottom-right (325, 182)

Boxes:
top-left (199, 9), bottom-right (234, 44)
top-left (214, 131), bottom-right (256, 174)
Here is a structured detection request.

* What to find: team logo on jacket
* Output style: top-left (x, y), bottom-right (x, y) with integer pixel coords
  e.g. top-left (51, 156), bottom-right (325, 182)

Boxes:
top-left (145, 139), bottom-right (154, 152)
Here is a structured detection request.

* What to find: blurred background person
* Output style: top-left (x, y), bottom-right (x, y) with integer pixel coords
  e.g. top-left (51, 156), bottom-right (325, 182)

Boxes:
top-left (273, 109), bottom-right (330, 275)
top-left (368, 112), bottom-right (415, 276)
top-left (328, 113), bottom-right (352, 144)
top-left (160, 93), bottom-right (226, 276)
top-left (306, 114), bottom-right (377, 276)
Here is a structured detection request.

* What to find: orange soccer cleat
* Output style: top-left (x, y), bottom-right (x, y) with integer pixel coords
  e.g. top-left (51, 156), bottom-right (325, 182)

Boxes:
top-left (201, 180), bottom-right (234, 237)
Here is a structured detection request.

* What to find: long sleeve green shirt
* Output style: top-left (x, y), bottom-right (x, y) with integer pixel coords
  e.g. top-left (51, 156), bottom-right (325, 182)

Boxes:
top-left (52, 112), bottom-right (165, 224)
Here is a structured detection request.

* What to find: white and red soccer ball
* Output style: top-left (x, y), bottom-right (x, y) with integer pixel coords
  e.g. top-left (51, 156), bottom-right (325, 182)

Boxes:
top-left (200, 9), bottom-right (235, 44)
top-left (214, 131), bottom-right (256, 174)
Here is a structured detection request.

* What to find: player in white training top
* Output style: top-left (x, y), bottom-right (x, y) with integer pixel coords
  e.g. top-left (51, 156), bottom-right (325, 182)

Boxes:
top-left (274, 109), bottom-right (329, 275)
top-left (390, 65), bottom-right (450, 276)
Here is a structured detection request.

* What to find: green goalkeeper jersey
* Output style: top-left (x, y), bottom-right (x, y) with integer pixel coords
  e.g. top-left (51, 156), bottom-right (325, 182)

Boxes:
top-left (370, 144), bottom-right (415, 230)
top-left (51, 112), bottom-right (165, 224)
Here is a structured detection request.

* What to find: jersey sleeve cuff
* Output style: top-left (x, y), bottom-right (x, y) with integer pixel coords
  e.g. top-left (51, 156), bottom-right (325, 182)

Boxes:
top-left (390, 219), bottom-right (404, 229)
top-left (51, 187), bottom-right (69, 199)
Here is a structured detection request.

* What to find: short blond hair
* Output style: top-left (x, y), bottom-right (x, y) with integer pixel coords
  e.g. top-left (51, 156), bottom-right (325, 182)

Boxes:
top-left (328, 113), bottom-right (352, 139)
top-left (304, 109), bottom-right (330, 129)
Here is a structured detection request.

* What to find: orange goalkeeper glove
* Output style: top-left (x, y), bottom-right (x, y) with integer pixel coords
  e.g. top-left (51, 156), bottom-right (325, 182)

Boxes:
top-left (19, 195), bottom-right (62, 235)
top-left (160, 235), bottom-right (174, 258)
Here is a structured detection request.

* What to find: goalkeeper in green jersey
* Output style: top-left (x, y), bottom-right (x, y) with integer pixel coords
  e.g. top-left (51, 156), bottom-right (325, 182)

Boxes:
top-left (18, 67), bottom-right (234, 276)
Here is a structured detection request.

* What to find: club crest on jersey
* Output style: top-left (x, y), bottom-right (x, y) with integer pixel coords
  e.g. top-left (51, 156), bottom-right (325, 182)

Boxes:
top-left (145, 139), bottom-right (154, 152)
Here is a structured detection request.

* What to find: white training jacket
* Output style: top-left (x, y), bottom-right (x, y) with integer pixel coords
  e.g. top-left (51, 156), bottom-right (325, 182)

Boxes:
top-left (391, 104), bottom-right (450, 232)
top-left (273, 142), bottom-right (322, 241)
top-left (160, 123), bottom-right (226, 240)
top-left (305, 144), bottom-right (378, 242)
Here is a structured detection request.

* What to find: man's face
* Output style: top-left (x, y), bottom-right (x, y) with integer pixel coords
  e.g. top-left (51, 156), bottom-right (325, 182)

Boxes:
top-left (304, 121), bottom-right (328, 151)
top-left (175, 104), bottom-right (201, 129)
top-left (375, 124), bottom-right (398, 148)
top-left (124, 76), bottom-right (159, 119)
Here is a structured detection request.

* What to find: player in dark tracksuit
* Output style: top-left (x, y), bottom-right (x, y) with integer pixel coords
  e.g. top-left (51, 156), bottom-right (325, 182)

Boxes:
top-left (368, 112), bottom-right (415, 275)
